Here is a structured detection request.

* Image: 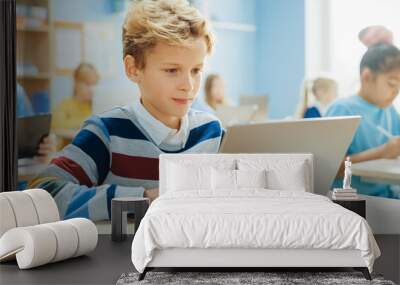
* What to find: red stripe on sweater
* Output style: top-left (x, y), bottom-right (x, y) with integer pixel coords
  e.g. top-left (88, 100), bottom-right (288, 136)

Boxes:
top-left (111, 153), bottom-right (159, 180)
top-left (51, 156), bottom-right (93, 187)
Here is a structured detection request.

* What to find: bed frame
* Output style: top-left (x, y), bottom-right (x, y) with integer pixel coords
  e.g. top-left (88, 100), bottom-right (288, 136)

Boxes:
top-left (138, 247), bottom-right (371, 280)
top-left (137, 154), bottom-right (372, 281)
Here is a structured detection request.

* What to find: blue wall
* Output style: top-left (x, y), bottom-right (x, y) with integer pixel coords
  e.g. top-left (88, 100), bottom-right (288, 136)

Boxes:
top-left (203, 0), bottom-right (306, 118)
top-left (202, 0), bottom-right (257, 104)
top-left (255, 0), bottom-right (305, 118)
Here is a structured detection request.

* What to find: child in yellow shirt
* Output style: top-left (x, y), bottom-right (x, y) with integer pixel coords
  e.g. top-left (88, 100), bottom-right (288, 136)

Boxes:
top-left (52, 63), bottom-right (99, 130)
top-left (51, 63), bottom-right (99, 147)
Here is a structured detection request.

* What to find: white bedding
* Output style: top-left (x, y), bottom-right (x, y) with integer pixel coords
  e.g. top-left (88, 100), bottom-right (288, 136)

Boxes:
top-left (131, 190), bottom-right (380, 273)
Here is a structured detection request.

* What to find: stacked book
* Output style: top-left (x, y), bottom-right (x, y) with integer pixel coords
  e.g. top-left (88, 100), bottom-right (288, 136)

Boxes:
top-left (332, 188), bottom-right (358, 200)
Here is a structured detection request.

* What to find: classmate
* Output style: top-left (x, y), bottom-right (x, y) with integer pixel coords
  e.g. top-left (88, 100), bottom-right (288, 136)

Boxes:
top-left (326, 43), bottom-right (400, 198)
top-left (51, 63), bottom-right (99, 149)
top-left (29, 0), bottom-right (223, 220)
top-left (297, 77), bottom-right (338, 118)
top-left (204, 74), bottom-right (228, 110)
top-left (52, 63), bottom-right (99, 130)
top-left (17, 83), bottom-right (34, 117)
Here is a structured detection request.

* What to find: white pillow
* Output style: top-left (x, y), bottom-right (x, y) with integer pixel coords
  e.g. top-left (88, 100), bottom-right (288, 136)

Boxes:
top-left (236, 169), bottom-right (267, 188)
top-left (211, 168), bottom-right (237, 190)
top-left (211, 169), bottom-right (268, 190)
top-left (237, 159), bottom-right (309, 191)
top-left (167, 163), bottom-right (211, 191)
top-left (267, 162), bottom-right (308, 191)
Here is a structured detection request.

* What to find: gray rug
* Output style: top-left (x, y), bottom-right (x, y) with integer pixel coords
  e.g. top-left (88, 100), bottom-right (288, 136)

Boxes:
top-left (116, 271), bottom-right (396, 285)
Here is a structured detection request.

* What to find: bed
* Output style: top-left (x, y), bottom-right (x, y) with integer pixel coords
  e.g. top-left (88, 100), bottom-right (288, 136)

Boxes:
top-left (131, 154), bottom-right (380, 280)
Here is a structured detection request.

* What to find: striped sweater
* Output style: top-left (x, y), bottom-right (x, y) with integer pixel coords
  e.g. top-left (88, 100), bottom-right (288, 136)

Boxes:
top-left (30, 103), bottom-right (223, 221)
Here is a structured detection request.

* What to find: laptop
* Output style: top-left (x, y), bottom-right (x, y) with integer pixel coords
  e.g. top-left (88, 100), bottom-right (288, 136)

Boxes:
top-left (17, 114), bottom-right (51, 158)
top-left (240, 95), bottom-right (268, 122)
top-left (219, 116), bottom-right (361, 195)
top-left (216, 105), bottom-right (259, 127)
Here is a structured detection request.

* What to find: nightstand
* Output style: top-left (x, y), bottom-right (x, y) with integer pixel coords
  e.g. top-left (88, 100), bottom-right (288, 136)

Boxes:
top-left (332, 198), bottom-right (366, 218)
top-left (111, 197), bottom-right (149, 242)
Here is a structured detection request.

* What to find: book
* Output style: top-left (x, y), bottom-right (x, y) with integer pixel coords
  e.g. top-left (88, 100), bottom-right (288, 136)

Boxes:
top-left (332, 193), bottom-right (359, 199)
top-left (333, 188), bottom-right (357, 193)
top-left (332, 196), bottom-right (360, 200)
top-left (333, 192), bottom-right (358, 197)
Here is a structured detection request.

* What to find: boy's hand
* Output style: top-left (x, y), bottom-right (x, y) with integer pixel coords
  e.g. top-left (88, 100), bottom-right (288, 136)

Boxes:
top-left (381, 137), bottom-right (400, 159)
top-left (144, 188), bottom-right (159, 203)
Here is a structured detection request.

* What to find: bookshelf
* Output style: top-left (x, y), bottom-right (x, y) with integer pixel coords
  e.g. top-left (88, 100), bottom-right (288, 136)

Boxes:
top-left (16, 0), bottom-right (52, 107)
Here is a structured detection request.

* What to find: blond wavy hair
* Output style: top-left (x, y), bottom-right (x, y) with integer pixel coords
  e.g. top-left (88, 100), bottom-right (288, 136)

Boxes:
top-left (122, 0), bottom-right (214, 69)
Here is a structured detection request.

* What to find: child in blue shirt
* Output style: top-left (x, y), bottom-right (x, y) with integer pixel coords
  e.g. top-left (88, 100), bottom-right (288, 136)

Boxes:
top-left (326, 44), bottom-right (400, 198)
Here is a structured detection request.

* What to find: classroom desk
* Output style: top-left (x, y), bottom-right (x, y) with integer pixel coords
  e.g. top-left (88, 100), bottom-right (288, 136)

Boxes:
top-left (352, 159), bottom-right (400, 184)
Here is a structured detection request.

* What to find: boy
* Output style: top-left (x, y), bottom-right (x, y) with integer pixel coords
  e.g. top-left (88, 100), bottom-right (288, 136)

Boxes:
top-left (326, 44), bottom-right (400, 198)
top-left (30, 0), bottom-right (223, 220)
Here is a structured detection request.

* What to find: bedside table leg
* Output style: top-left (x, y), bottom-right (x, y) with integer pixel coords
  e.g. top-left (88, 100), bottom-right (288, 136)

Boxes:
top-left (111, 201), bottom-right (124, 242)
